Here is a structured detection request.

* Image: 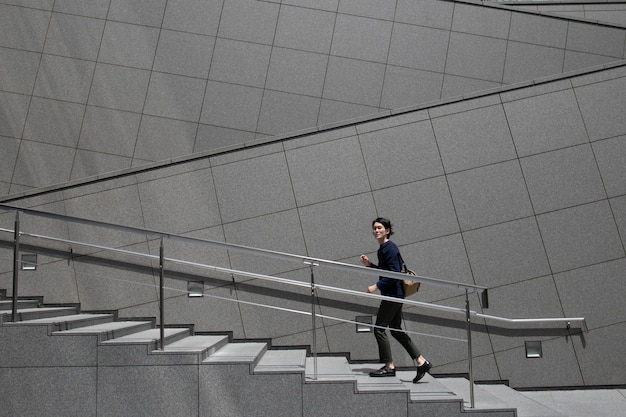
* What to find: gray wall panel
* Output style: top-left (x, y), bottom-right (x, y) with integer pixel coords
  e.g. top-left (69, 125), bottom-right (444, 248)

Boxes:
top-left (464, 218), bottom-right (551, 288)
top-left (566, 21), bottom-right (626, 58)
top-left (509, 13), bottom-right (568, 48)
top-left (88, 64), bottom-right (151, 113)
top-left (446, 32), bottom-right (508, 83)
top-left (521, 145), bottom-right (606, 213)
top-left (99, 21), bottom-right (159, 69)
top-left (448, 161), bottom-right (533, 231)
top-left (286, 136), bottom-right (369, 206)
top-left (0, 5), bottom-right (50, 52)
top-left (217, 0), bottom-right (280, 45)
top-left (98, 365), bottom-right (199, 417)
top-left (451, 3), bottom-right (511, 39)
top-left (554, 259), bottom-right (626, 330)
top-left (79, 107), bottom-right (141, 157)
top-left (359, 120), bottom-right (443, 189)
top-left (575, 76), bottom-right (626, 142)
top-left (505, 89), bottom-right (587, 157)
top-left (0, 92), bottom-right (30, 138)
top-left (44, 13), bottom-right (104, 60)
top-left (224, 209), bottom-right (308, 276)
top-left (138, 168), bottom-right (219, 233)
top-left (299, 193), bottom-right (376, 260)
top-left (108, 0), bottom-right (167, 27)
top-left (396, 0), bottom-right (454, 30)
top-left (593, 136), bottom-right (626, 198)
top-left (23, 98), bottom-right (85, 148)
top-left (213, 152), bottom-right (296, 223)
top-left (373, 177), bottom-right (459, 244)
top-left (257, 90), bottom-right (322, 136)
top-left (143, 73), bottom-right (206, 122)
top-left (571, 323), bottom-right (626, 386)
top-left (331, 14), bottom-right (393, 63)
top-left (537, 201), bottom-right (623, 273)
top-left (495, 338), bottom-right (584, 387)
top-left (432, 104), bottom-right (515, 173)
top-left (502, 42), bottom-right (566, 85)
top-left (0, 48), bottom-right (41, 95)
top-left (12, 141), bottom-right (75, 188)
top-left (54, 0), bottom-right (109, 18)
top-left (0, 367), bottom-right (97, 417)
top-left (0, 137), bottom-right (19, 183)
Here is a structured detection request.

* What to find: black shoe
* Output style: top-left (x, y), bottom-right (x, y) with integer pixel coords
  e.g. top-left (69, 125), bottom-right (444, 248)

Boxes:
top-left (413, 361), bottom-right (432, 383)
top-left (369, 366), bottom-right (396, 377)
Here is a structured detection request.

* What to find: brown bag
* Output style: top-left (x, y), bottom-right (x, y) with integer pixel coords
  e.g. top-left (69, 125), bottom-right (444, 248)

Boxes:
top-left (400, 254), bottom-right (420, 297)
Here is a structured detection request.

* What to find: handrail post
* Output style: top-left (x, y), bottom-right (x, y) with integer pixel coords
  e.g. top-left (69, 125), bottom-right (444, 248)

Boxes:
top-left (11, 211), bottom-right (20, 322)
top-left (306, 260), bottom-right (319, 380)
top-left (466, 289), bottom-right (475, 408)
top-left (159, 236), bottom-right (165, 351)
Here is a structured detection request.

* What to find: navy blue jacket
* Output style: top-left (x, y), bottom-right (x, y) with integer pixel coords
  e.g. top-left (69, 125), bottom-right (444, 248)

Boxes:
top-left (369, 240), bottom-right (404, 298)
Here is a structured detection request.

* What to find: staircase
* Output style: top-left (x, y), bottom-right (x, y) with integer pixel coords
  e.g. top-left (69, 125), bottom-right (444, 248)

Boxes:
top-left (0, 292), bottom-right (563, 417)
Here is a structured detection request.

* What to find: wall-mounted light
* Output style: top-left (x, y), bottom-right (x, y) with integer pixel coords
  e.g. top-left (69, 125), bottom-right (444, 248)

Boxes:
top-left (20, 254), bottom-right (37, 270)
top-left (356, 316), bottom-right (372, 333)
top-left (187, 281), bottom-right (204, 297)
top-left (525, 341), bottom-right (543, 358)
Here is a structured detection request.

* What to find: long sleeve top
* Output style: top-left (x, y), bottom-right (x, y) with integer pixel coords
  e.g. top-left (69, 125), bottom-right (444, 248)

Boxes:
top-left (368, 240), bottom-right (404, 298)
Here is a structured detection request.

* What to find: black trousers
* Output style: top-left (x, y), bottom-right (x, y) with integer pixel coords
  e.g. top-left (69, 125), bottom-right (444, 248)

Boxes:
top-left (374, 299), bottom-right (421, 363)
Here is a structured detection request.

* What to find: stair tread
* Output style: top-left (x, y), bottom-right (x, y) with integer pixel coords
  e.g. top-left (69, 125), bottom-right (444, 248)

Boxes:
top-left (153, 335), bottom-right (229, 352)
top-left (100, 327), bottom-right (189, 344)
top-left (15, 313), bottom-right (112, 325)
top-left (436, 377), bottom-right (517, 411)
top-left (255, 349), bottom-right (307, 373)
top-left (204, 342), bottom-right (266, 363)
top-left (306, 356), bottom-right (355, 381)
top-left (54, 320), bottom-right (151, 335)
top-left (398, 372), bottom-right (462, 401)
top-left (2, 306), bottom-right (75, 315)
top-left (0, 299), bottom-right (40, 308)
top-left (481, 384), bottom-right (565, 417)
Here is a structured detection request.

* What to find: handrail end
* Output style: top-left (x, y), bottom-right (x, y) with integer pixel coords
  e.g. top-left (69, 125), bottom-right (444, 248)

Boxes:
top-left (481, 289), bottom-right (489, 309)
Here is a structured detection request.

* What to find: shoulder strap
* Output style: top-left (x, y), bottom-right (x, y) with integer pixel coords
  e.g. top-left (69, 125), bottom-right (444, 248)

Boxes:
top-left (397, 253), bottom-right (408, 273)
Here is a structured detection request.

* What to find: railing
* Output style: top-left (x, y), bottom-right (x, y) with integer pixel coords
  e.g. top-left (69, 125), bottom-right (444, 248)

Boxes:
top-left (0, 204), bottom-right (586, 408)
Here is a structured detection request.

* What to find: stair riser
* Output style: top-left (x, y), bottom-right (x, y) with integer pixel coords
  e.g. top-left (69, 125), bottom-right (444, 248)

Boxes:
top-left (0, 326), bottom-right (99, 367)
top-left (1, 308), bottom-right (78, 323)
top-left (0, 300), bottom-right (40, 310)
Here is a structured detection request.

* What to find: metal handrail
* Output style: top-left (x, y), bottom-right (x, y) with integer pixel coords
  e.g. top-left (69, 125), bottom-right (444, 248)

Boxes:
top-left (0, 204), bottom-right (486, 293)
top-left (0, 225), bottom-right (587, 328)
top-left (0, 204), bottom-right (587, 408)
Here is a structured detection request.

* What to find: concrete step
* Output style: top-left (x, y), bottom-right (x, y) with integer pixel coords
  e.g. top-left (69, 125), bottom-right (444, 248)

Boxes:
top-left (97, 327), bottom-right (194, 366)
top-left (254, 348), bottom-right (307, 375)
top-left (14, 313), bottom-right (114, 332)
top-left (480, 384), bottom-right (565, 417)
top-left (54, 319), bottom-right (154, 341)
top-left (100, 327), bottom-right (191, 346)
top-left (306, 356), bottom-right (355, 382)
top-left (436, 377), bottom-right (518, 415)
top-left (204, 341), bottom-right (268, 366)
top-left (306, 359), bottom-right (408, 393)
top-left (151, 334), bottom-right (230, 361)
top-left (0, 299), bottom-right (40, 310)
top-left (0, 306), bottom-right (79, 323)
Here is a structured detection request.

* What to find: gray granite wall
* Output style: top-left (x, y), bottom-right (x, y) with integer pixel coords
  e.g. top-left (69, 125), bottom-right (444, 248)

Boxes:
top-left (1, 62), bottom-right (625, 388)
top-left (1, 0), bottom-right (625, 194)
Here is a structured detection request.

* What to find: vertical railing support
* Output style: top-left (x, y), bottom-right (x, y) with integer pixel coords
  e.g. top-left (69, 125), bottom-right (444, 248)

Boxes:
top-left (466, 289), bottom-right (475, 408)
top-left (306, 260), bottom-right (319, 380)
top-left (159, 236), bottom-right (165, 351)
top-left (11, 211), bottom-right (20, 322)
